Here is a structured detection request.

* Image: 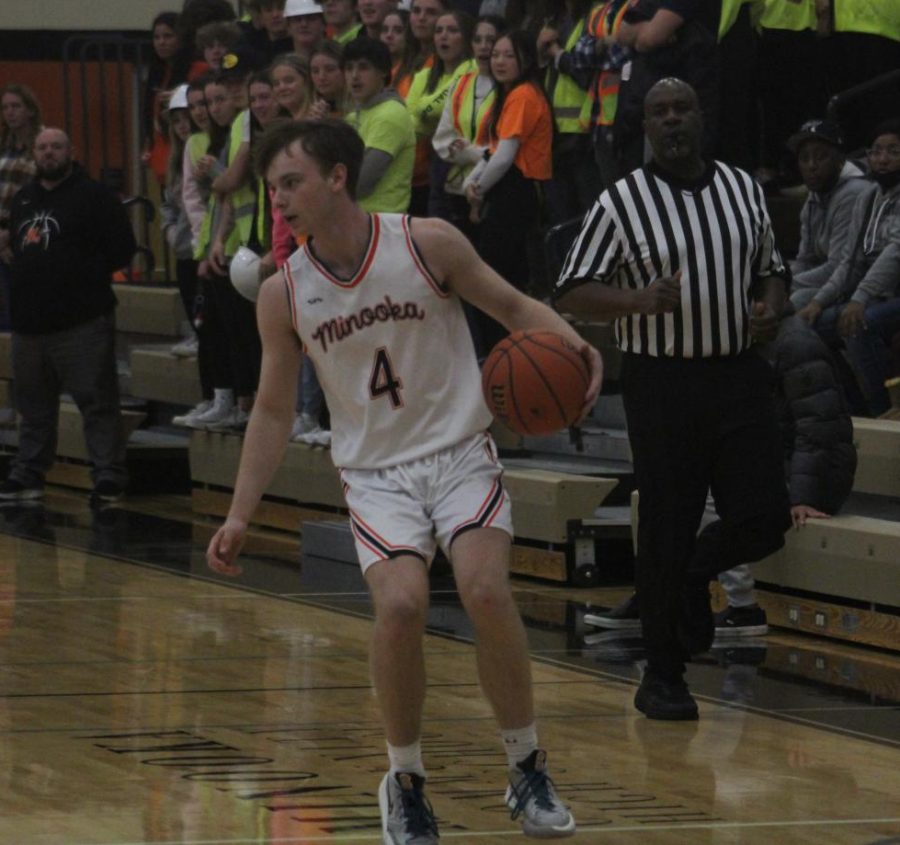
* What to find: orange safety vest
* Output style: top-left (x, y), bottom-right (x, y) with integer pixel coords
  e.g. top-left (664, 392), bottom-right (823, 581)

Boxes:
top-left (587, 0), bottom-right (629, 127)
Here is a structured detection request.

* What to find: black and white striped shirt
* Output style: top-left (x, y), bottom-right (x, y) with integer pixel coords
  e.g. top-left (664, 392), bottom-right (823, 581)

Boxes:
top-left (555, 161), bottom-right (786, 359)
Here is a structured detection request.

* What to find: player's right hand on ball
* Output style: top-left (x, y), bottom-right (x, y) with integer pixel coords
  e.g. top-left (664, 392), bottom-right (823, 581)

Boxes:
top-left (207, 519), bottom-right (247, 577)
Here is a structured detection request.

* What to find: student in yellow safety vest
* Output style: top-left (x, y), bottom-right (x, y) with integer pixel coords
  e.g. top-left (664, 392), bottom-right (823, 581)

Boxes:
top-left (536, 0), bottom-right (602, 223)
top-left (432, 14), bottom-right (504, 237)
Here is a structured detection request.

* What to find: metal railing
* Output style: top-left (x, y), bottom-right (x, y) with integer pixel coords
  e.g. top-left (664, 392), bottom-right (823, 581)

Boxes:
top-left (61, 34), bottom-right (169, 283)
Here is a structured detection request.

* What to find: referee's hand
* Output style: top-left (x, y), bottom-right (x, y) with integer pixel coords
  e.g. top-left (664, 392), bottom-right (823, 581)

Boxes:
top-left (638, 271), bottom-right (681, 314)
top-left (750, 300), bottom-right (779, 342)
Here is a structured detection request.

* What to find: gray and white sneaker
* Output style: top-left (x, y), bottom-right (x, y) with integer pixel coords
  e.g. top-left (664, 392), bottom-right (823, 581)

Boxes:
top-left (184, 396), bottom-right (234, 429)
top-left (172, 400), bottom-right (212, 427)
top-left (205, 407), bottom-right (249, 433)
top-left (290, 412), bottom-right (318, 441)
top-left (297, 425), bottom-right (331, 447)
top-left (505, 750), bottom-right (575, 838)
top-left (378, 772), bottom-right (439, 844)
top-left (170, 336), bottom-right (199, 358)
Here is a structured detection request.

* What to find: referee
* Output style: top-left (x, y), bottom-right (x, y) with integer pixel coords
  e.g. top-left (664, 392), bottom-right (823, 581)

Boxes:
top-left (555, 78), bottom-right (792, 720)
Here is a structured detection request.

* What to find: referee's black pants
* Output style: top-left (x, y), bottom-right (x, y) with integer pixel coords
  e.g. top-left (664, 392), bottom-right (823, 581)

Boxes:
top-left (621, 350), bottom-right (792, 681)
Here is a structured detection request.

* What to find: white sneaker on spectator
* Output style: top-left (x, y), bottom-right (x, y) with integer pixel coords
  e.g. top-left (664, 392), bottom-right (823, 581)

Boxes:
top-left (172, 400), bottom-right (212, 427)
top-left (170, 336), bottom-right (199, 358)
top-left (290, 412), bottom-right (318, 442)
top-left (205, 407), bottom-right (249, 432)
top-left (297, 426), bottom-right (331, 447)
top-left (185, 394), bottom-right (234, 429)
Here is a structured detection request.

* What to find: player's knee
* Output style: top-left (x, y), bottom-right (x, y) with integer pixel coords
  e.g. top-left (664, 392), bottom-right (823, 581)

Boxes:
top-left (458, 577), bottom-right (512, 622)
top-left (375, 587), bottom-right (429, 631)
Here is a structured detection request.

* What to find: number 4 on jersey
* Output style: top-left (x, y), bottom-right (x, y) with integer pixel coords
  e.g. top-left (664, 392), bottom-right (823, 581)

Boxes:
top-left (369, 347), bottom-right (404, 408)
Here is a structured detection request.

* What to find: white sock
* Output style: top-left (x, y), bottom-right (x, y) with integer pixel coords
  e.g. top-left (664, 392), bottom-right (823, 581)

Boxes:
top-left (387, 740), bottom-right (426, 777)
top-left (501, 723), bottom-right (538, 769)
top-left (213, 388), bottom-right (234, 407)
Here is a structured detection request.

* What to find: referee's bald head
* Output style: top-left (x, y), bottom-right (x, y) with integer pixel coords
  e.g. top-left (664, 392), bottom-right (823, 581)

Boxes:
top-left (644, 78), bottom-right (699, 112)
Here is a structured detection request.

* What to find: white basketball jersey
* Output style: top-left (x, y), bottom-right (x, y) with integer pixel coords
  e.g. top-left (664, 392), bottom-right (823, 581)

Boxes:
top-left (284, 213), bottom-right (492, 469)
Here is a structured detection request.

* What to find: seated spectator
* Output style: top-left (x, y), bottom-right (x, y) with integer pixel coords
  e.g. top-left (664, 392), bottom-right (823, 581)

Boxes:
top-left (798, 120), bottom-right (900, 416)
top-left (787, 119), bottom-right (869, 309)
top-left (344, 37), bottom-right (416, 213)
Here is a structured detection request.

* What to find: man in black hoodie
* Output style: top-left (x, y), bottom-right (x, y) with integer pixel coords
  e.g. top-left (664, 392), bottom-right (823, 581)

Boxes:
top-left (0, 128), bottom-right (136, 504)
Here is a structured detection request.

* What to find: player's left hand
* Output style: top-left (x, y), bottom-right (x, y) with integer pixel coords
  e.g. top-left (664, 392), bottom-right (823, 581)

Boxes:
top-left (576, 343), bottom-right (603, 425)
top-left (750, 300), bottom-right (779, 342)
top-left (206, 518), bottom-right (247, 577)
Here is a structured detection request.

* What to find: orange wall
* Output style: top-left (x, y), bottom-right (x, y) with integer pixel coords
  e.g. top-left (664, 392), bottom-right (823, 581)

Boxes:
top-left (1, 59), bottom-right (139, 191)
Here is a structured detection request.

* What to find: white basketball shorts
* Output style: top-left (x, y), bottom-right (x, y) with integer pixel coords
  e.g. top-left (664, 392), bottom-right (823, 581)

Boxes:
top-left (339, 431), bottom-right (513, 572)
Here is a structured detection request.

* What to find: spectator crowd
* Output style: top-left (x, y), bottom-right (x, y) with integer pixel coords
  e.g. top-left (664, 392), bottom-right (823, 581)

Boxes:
top-left (0, 0), bottom-right (898, 453)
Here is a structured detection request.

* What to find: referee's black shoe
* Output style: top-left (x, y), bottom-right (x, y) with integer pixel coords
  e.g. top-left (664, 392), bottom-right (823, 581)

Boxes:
top-left (634, 672), bottom-right (699, 721)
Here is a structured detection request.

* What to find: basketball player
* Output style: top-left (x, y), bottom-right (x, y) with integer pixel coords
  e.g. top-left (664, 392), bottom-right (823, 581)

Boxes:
top-left (207, 119), bottom-right (601, 843)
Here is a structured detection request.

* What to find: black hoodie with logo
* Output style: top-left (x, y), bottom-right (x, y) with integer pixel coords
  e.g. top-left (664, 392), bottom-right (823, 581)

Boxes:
top-left (7, 163), bottom-right (137, 334)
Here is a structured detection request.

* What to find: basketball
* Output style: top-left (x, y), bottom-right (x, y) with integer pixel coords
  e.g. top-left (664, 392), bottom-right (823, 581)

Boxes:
top-left (481, 330), bottom-right (591, 436)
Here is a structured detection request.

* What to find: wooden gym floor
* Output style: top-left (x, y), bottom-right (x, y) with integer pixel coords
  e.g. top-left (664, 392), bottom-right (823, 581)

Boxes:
top-left (0, 489), bottom-right (898, 844)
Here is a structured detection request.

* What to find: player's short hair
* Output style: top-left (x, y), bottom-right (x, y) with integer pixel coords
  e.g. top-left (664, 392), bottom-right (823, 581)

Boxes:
top-left (255, 118), bottom-right (364, 198)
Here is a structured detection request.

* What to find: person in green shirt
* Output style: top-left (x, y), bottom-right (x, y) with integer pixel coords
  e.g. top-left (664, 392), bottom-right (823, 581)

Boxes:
top-left (343, 38), bottom-right (416, 213)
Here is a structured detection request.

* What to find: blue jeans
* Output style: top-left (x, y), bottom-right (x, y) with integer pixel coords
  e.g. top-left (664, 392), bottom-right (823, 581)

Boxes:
top-left (815, 298), bottom-right (900, 416)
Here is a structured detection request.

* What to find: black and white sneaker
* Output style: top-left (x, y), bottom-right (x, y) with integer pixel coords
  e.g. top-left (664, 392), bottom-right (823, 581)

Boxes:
top-left (583, 592), bottom-right (641, 632)
top-left (0, 478), bottom-right (43, 502)
top-left (92, 480), bottom-right (125, 504)
top-left (714, 604), bottom-right (769, 637)
top-left (378, 772), bottom-right (439, 844)
top-left (506, 750), bottom-right (576, 838)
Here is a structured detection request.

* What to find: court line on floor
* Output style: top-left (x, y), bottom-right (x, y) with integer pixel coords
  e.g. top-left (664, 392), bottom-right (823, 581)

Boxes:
top-left (71, 816), bottom-right (900, 845)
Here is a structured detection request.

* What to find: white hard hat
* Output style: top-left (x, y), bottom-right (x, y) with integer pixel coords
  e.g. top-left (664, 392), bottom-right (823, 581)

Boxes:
top-left (168, 83), bottom-right (190, 111)
top-left (230, 246), bottom-right (262, 302)
top-left (284, 0), bottom-right (324, 16)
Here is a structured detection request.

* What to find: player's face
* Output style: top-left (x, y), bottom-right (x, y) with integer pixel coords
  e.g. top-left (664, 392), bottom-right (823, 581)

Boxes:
top-left (345, 58), bottom-right (385, 105)
top-left (267, 142), bottom-right (336, 234)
